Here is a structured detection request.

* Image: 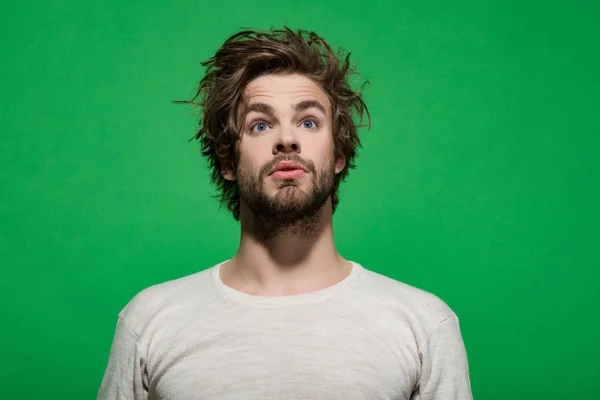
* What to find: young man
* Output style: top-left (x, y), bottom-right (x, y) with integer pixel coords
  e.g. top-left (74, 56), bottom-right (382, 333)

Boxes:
top-left (97, 27), bottom-right (473, 400)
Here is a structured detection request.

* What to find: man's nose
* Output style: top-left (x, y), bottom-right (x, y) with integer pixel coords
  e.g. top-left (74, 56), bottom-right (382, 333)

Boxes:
top-left (274, 124), bottom-right (301, 154)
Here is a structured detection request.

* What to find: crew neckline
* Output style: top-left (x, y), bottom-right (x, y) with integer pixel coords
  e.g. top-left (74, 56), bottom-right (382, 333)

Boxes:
top-left (211, 260), bottom-right (363, 306)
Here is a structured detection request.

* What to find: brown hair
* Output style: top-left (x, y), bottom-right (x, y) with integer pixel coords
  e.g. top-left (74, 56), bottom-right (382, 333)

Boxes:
top-left (176, 26), bottom-right (370, 220)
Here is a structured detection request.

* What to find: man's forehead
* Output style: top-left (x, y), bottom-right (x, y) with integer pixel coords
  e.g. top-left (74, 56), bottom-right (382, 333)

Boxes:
top-left (242, 73), bottom-right (331, 109)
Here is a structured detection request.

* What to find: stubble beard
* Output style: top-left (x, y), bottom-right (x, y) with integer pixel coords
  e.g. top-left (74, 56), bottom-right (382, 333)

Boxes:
top-left (237, 159), bottom-right (336, 240)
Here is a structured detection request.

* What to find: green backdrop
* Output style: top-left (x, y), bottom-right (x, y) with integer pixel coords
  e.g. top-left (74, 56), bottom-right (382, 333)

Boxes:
top-left (1, 0), bottom-right (598, 398)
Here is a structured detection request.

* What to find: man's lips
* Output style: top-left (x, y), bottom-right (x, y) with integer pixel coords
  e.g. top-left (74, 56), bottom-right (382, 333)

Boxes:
top-left (271, 160), bottom-right (306, 174)
top-left (270, 160), bottom-right (307, 180)
top-left (272, 169), bottom-right (306, 180)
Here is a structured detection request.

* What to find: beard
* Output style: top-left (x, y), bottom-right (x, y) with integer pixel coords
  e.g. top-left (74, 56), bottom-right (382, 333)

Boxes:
top-left (236, 155), bottom-right (336, 238)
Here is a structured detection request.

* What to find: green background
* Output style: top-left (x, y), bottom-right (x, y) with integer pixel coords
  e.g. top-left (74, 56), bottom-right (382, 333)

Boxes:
top-left (1, 0), bottom-right (598, 398)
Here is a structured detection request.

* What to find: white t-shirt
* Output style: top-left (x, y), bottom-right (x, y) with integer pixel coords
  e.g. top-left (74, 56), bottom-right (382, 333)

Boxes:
top-left (97, 260), bottom-right (473, 399)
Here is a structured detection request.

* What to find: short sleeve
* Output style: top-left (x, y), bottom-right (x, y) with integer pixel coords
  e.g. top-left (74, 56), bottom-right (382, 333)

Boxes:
top-left (97, 317), bottom-right (149, 400)
top-left (414, 316), bottom-right (473, 400)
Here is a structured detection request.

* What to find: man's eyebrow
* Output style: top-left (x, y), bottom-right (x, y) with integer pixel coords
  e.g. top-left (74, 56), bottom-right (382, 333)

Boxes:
top-left (243, 100), bottom-right (327, 118)
top-left (294, 100), bottom-right (327, 115)
top-left (244, 103), bottom-right (275, 118)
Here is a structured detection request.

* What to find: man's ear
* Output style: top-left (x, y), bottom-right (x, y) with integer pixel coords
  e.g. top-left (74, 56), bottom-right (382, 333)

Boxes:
top-left (222, 163), bottom-right (236, 181)
top-left (219, 140), bottom-right (237, 181)
top-left (334, 155), bottom-right (346, 175)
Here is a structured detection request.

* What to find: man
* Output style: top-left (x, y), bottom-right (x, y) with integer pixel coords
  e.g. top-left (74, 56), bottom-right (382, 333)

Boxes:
top-left (97, 27), bottom-right (473, 400)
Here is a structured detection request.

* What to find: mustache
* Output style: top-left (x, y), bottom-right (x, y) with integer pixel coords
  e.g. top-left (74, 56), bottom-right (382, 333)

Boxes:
top-left (259, 155), bottom-right (315, 178)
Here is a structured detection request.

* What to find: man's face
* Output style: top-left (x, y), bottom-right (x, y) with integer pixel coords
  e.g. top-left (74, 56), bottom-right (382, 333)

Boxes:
top-left (222, 73), bottom-right (345, 223)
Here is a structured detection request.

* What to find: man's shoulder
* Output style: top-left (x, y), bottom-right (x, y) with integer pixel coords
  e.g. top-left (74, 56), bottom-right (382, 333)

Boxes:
top-left (116, 263), bottom-right (220, 334)
top-left (355, 263), bottom-right (458, 328)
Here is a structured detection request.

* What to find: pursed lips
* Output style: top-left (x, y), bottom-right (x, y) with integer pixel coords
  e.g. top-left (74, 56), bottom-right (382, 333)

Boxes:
top-left (270, 161), bottom-right (306, 175)
top-left (270, 161), bottom-right (307, 180)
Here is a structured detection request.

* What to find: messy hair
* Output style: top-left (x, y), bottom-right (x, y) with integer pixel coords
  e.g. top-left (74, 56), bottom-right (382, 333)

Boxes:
top-left (176, 26), bottom-right (370, 221)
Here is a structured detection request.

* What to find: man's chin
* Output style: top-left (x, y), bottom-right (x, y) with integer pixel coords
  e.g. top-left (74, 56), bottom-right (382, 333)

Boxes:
top-left (268, 182), bottom-right (301, 195)
top-left (267, 190), bottom-right (312, 211)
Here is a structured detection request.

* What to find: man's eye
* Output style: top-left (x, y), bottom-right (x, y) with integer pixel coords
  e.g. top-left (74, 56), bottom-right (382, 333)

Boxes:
top-left (302, 120), bottom-right (317, 129)
top-left (251, 122), bottom-right (269, 132)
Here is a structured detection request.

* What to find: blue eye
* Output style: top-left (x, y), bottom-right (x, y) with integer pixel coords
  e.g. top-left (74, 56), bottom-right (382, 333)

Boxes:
top-left (302, 120), bottom-right (317, 129)
top-left (252, 122), bottom-right (269, 132)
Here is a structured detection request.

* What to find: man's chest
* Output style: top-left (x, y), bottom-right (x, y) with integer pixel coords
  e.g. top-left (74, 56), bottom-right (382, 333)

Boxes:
top-left (144, 309), bottom-right (421, 399)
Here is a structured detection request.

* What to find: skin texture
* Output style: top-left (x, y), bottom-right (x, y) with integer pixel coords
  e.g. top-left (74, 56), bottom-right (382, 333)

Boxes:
top-left (220, 73), bottom-right (353, 296)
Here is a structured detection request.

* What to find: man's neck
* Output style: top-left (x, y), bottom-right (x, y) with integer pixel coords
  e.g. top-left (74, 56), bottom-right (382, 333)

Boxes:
top-left (220, 200), bottom-right (351, 296)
